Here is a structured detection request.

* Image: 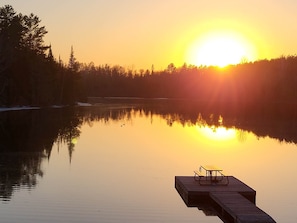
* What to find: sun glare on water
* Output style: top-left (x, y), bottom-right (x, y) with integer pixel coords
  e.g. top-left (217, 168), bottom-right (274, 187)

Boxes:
top-left (197, 126), bottom-right (237, 141)
top-left (186, 31), bottom-right (257, 67)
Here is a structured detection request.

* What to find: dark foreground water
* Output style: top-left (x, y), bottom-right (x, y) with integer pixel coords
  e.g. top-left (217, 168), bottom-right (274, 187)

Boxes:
top-left (0, 103), bottom-right (296, 222)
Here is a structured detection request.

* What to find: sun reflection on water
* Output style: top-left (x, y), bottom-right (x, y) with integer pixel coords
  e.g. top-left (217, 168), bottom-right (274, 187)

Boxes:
top-left (196, 125), bottom-right (237, 141)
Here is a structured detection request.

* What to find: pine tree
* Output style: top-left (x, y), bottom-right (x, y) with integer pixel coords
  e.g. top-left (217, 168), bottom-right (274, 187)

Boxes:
top-left (68, 46), bottom-right (78, 72)
top-left (46, 44), bottom-right (54, 62)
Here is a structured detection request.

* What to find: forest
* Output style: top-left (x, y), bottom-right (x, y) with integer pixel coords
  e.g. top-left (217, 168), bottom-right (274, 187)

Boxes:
top-left (0, 5), bottom-right (82, 106)
top-left (1, 5), bottom-right (297, 111)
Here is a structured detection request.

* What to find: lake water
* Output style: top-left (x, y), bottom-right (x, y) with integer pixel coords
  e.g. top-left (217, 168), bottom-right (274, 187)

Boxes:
top-left (0, 103), bottom-right (296, 223)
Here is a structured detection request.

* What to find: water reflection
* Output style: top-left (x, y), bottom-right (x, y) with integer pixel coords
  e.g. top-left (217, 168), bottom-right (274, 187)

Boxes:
top-left (0, 100), bottom-right (296, 204)
top-left (196, 203), bottom-right (229, 223)
top-left (0, 108), bottom-right (83, 200)
top-left (79, 101), bottom-right (297, 146)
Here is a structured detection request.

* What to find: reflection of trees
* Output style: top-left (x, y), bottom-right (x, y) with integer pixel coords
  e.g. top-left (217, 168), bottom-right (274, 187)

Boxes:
top-left (80, 99), bottom-right (297, 144)
top-left (0, 108), bottom-right (83, 201)
top-left (0, 104), bottom-right (135, 201)
top-left (56, 111), bottom-right (82, 163)
top-left (236, 129), bottom-right (247, 143)
top-left (0, 153), bottom-right (44, 200)
top-left (0, 101), bottom-right (296, 201)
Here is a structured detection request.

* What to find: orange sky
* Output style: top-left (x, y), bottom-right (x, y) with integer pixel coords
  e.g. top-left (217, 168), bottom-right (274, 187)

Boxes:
top-left (3, 0), bottom-right (297, 70)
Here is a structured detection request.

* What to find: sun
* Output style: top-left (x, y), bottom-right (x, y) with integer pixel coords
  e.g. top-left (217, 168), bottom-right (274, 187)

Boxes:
top-left (186, 31), bottom-right (257, 67)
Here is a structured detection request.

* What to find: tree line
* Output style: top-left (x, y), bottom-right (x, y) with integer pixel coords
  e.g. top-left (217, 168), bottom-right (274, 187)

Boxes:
top-left (0, 5), bottom-right (83, 106)
top-left (1, 5), bottom-right (297, 109)
top-left (80, 56), bottom-right (297, 103)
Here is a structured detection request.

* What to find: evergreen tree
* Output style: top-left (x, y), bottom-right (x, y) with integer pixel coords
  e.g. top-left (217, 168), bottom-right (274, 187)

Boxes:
top-left (47, 44), bottom-right (54, 62)
top-left (21, 13), bottom-right (48, 55)
top-left (68, 46), bottom-right (79, 72)
top-left (0, 5), bottom-right (61, 106)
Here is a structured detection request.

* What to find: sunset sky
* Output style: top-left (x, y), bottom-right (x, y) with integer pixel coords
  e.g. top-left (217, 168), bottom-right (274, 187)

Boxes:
top-left (2, 0), bottom-right (297, 70)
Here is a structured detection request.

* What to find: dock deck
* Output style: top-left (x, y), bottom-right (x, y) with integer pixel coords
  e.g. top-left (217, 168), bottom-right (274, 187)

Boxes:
top-left (211, 192), bottom-right (275, 223)
top-left (175, 176), bottom-right (276, 223)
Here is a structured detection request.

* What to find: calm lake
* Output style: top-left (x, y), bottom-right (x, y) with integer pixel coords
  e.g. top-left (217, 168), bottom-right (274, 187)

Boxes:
top-left (0, 100), bottom-right (296, 223)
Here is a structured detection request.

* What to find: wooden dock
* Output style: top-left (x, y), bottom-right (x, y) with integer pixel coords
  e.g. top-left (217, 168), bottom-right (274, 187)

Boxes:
top-left (175, 176), bottom-right (276, 223)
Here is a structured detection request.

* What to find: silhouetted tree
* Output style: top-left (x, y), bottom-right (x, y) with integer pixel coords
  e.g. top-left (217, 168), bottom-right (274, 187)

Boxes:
top-left (68, 46), bottom-right (79, 72)
top-left (21, 13), bottom-right (48, 54)
top-left (0, 5), bottom-right (83, 106)
top-left (62, 46), bottom-right (84, 104)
